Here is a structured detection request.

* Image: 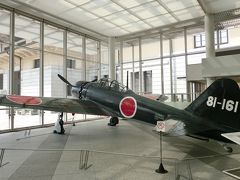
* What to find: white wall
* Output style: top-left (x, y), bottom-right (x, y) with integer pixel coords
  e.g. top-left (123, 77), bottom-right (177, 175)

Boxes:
top-left (187, 64), bottom-right (204, 81)
top-left (21, 68), bottom-right (40, 96)
top-left (202, 54), bottom-right (240, 78)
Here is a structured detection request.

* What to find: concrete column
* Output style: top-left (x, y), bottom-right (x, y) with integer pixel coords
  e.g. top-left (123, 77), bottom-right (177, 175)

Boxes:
top-left (139, 38), bottom-right (143, 94)
top-left (108, 37), bottom-right (115, 80)
top-left (205, 14), bottom-right (215, 58)
top-left (82, 36), bottom-right (86, 81)
top-left (205, 14), bottom-right (215, 86)
top-left (119, 41), bottom-right (123, 84)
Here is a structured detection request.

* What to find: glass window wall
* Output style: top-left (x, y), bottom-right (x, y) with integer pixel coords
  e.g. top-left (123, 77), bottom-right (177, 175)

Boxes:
top-left (220, 27), bottom-right (240, 48)
top-left (0, 9), bottom-right (10, 131)
top-left (43, 24), bottom-right (64, 124)
top-left (86, 38), bottom-right (100, 119)
top-left (122, 42), bottom-right (133, 86)
top-left (66, 32), bottom-right (85, 121)
top-left (44, 24), bottom-right (64, 98)
top-left (142, 36), bottom-right (161, 94)
top-left (3, 4), bottom-right (240, 132)
top-left (0, 6), bottom-right (106, 132)
top-left (101, 42), bottom-right (109, 78)
top-left (86, 38), bottom-right (98, 81)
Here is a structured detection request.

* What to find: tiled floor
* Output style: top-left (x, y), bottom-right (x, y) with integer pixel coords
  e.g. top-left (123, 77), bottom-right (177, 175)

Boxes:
top-left (0, 118), bottom-right (239, 180)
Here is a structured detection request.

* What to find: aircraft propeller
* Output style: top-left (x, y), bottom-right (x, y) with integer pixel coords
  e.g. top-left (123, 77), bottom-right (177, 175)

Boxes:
top-left (57, 74), bottom-right (76, 87)
top-left (58, 74), bottom-right (98, 99)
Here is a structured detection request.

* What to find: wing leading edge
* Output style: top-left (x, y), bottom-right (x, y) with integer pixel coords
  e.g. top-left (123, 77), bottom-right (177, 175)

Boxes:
top-left (0, 95), bottom-right (110, 116)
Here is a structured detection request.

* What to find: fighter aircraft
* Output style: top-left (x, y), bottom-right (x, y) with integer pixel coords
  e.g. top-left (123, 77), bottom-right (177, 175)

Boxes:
top-left (0, 74), bottom-right (240, 152)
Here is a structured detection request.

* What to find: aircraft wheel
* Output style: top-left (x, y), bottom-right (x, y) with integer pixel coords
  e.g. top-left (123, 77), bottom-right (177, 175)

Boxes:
top-left (108, 117), bottom-right (119, 126)
top-left (223, 145), bottom-right (233, 153)
top-left (225, 146), bottom-right (233, 153)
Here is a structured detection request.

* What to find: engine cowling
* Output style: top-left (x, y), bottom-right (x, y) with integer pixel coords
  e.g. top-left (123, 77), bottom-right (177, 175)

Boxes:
top-left (71, 81), bottom-right (89, 99)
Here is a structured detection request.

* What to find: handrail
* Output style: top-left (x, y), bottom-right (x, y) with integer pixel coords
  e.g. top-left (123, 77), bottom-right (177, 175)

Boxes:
top-left (0, 147), bottom-right (238, 161)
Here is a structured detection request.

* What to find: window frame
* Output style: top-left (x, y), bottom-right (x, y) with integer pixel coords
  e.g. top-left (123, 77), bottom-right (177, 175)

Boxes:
top-left (0, 74), bottom-right (3, 90)
top-left (193, 30), bottom-right (229, 48)
top-left (67, 59), bottom-right (76, 69)
top-left (33, 59), bottom-right (40, 69)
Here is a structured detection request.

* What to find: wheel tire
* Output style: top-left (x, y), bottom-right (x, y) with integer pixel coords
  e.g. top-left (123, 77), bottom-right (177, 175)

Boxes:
top-left (226, 147), bottom-right (233, 153)
top-left (108, 117), bottom-right (119, 126)
top-left (112, 117), bottom-right (119, 125)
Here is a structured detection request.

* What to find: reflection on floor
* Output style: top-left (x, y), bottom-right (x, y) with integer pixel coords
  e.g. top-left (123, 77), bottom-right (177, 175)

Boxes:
top-left (0, 118), bottom-right (239, 180)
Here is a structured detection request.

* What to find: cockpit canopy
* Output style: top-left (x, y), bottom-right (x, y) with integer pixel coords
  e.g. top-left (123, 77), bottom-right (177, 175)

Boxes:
top-left (97, 78), bottom-right (127, 92)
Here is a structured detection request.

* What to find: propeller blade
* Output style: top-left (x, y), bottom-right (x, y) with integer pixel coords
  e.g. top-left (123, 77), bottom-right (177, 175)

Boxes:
top-left (58, 74), bottom-right (74, 87)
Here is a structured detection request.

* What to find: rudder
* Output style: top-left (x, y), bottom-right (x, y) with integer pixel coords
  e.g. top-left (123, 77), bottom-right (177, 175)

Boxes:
top-left (185, 78), bottom-right (240, 129)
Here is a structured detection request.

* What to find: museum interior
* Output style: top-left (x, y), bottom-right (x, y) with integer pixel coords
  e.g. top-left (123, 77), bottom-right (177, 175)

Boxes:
top-left (0, 0), bottom-right (240, 179)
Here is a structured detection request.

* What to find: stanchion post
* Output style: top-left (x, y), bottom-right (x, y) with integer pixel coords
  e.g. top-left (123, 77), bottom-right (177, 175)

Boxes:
top-left (0, 148), bottom-right (4, 167)
top-left (79, 150), bottom-right (90, 170)
top-left (155, 121), bottom-right (168, 174)
top-left (0, 148), bottom-right (9, 168)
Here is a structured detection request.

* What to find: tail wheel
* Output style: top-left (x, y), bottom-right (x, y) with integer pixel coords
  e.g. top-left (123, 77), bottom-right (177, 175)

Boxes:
top-left (224, 146), bottom-right (233, 153)
top-left (108, 117), bottom-right (119, 126)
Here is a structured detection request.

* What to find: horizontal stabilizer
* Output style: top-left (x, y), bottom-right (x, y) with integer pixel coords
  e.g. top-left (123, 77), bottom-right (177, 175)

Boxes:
top-left (221, 132), bottom-right (240, 145)
top-left (156, 95), bottom-right (168, 102)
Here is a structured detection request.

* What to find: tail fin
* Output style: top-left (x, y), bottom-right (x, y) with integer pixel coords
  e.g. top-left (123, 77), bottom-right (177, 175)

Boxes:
top-left (185, 79), bottom-right (240, 129)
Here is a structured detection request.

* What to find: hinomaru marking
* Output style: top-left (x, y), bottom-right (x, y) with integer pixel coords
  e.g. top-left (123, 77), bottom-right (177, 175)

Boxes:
top-left (119, 96), bottom-right (137, 118)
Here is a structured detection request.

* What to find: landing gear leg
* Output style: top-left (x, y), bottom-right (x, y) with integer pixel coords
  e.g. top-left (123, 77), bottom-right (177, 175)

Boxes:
top-left (72, 113), bottom-right (76, 126)
top-left (108, 117), bottom-right (119, 126)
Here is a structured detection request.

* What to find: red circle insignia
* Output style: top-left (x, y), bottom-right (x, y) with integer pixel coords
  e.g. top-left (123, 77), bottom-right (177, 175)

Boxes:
top-left (119, 96), bottom-right (137, 118)
top-left (6, 95), bottom-right (42, 105)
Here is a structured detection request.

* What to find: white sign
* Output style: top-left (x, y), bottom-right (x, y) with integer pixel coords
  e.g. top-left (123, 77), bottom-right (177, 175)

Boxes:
top-left (156, 121), bottom-right (166, 132)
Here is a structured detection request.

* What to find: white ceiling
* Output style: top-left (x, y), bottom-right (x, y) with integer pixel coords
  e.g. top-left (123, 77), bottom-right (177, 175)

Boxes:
top-left (1, 0), bottom-right (240, 39)
top-left (202, 0), bottom-right (240, 13)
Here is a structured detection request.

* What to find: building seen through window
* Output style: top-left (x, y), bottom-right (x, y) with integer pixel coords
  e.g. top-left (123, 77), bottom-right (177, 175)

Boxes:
top-left (67, 59), bottom-right (76, 69)
top-left (33, 59), bottom-right (40, 68)
top-left (144, 70), bottom-right (152, 94)
top-left (194, 29), bottom-right (228, 48)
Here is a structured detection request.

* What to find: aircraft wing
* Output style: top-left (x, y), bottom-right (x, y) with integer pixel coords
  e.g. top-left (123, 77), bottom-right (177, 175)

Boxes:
top-left (0, 94), bottom-right (111, 116)
top-left (221, 132), bottom-right (240, 145)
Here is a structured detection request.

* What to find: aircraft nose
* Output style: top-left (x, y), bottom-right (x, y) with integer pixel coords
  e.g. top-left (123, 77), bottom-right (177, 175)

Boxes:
top-left (71, 81), bottom-right (89, 99)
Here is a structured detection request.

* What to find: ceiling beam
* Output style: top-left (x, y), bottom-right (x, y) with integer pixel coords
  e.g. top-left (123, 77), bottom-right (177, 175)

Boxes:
top-left (117, 17), bottom-right (204, 41)
top-left (111, 0), bottom-right (154, 28)
top-left (0, 1), bottom-right (108, 41)
top-left (66, 0), bottom-right (131, 34)
top-left (155, 0), bottom-right (180, 22)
